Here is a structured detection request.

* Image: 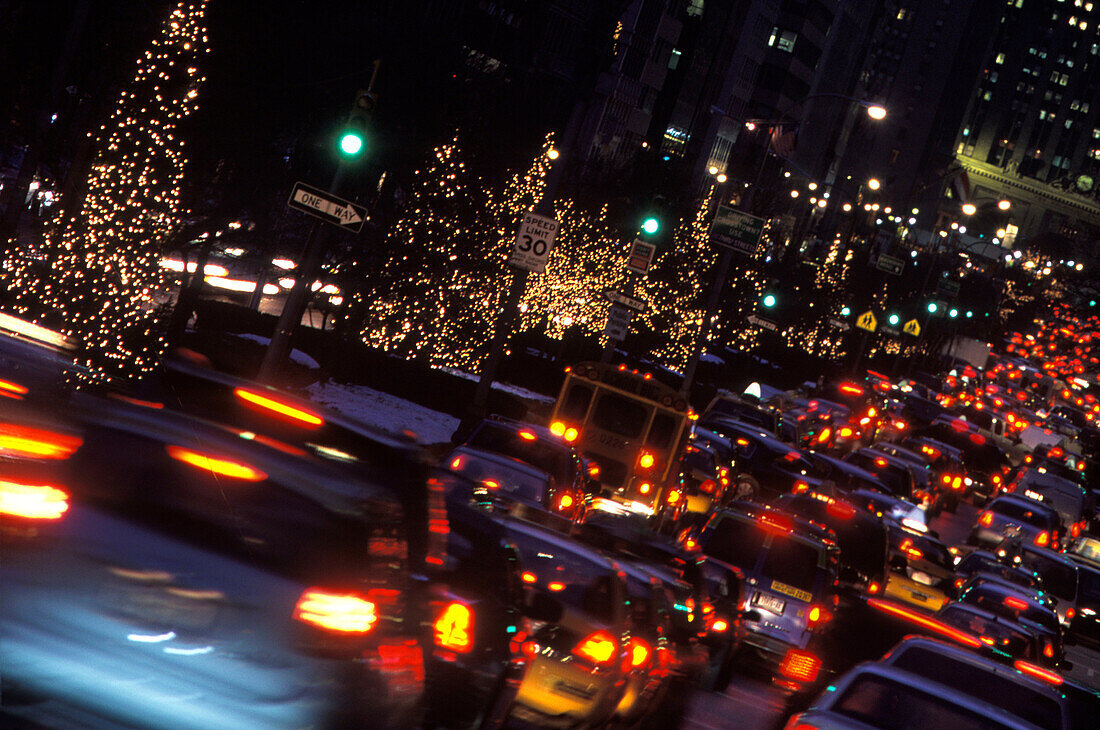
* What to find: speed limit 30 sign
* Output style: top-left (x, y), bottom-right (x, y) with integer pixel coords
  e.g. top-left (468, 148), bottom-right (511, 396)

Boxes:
top-left (509, 212), bottom-right (560, 273)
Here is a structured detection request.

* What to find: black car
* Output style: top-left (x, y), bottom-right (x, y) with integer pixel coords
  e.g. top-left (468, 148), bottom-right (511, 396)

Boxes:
top-left (1067, 561), bottom-right (1100, 649)
top-left (843, 447), bottom-right (917, 501)
top-left (697, 418), bottom-right (828, 501)
top-left (1, 392), bottom-right (434, 729)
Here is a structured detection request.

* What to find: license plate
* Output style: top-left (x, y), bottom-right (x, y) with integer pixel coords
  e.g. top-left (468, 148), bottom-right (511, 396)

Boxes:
top-left (753, 591), bottom-right (786, 615)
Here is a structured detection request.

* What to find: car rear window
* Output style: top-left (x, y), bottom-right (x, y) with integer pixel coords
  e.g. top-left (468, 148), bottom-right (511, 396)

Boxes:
top-left (992, 500), bottom-right (1058, 529)
top-left (448, 452), bottom-right (548, 503)
top-left (466, 426), bottom-right (572, 484)
top-left (833, 673), bottom-right (1028, 730)
top-left (760, 537), bottom-right (821, 594)
top-left (887, 647), bottom-right (1063, 729)
top-left (702, 516), bottom-right (767, 571)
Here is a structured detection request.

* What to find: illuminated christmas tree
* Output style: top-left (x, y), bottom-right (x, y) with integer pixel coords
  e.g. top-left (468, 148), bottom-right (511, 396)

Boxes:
top-left (3, 0), bottom-right (209, 383)
top-left (356, 135), bottom-right (495, 369)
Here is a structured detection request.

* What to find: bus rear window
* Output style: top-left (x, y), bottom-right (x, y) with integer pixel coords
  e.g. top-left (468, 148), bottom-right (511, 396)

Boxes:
top-left (592, 393), bottom-right (649, 439)
top-left (646, 413), bottom-right (678, 449)
top-left (561, 383), bottom-right (593, 421)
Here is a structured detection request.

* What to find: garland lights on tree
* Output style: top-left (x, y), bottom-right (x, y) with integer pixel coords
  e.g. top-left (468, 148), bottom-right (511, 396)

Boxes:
top-left (3, 0), bottom-right (209, 384)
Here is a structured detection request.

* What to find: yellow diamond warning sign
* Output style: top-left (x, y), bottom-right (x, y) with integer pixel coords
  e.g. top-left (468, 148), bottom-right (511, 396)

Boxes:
top-left (856, 310), bottom-right (877, 332)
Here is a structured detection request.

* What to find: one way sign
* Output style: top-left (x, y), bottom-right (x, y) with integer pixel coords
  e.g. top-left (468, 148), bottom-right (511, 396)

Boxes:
top-left (288, 181), bottom-right (368, 232)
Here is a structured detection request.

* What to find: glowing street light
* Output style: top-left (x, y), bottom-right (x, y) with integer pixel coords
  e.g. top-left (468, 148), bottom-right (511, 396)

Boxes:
top-left (868, 178), bottom-right (881, 191)
top-left (961, 202), bottom-right (977, 215)
top-left (865, 104), bottom-right (887, 120)
top-left (997, 199), bottom-right (1011, 211)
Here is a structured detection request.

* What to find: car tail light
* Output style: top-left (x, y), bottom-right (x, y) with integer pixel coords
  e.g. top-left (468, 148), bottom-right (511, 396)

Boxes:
top-left (587, 462), bottom-right (600, 478)
top-left (839, 383), bottom-right (864, 396)
top-left (549, 421), bottom-right (566, 437)
top-left (666, 489), bottom-right (681, 504)
top-left (826, 501), bottom-right (855, 519)
top-left (1014, 660), bottom-right (1063, 685)
top-left (557, 493), bottom-right (574, 510)
top-left (233, 388), bottom-right (324, 428)
top-left (779, 649), bottom-right (821, 683)
top-left (0, 423), bottom-right (83, 460)
top-left (874, 457), bottom-right (888, 468)
top-left (563, 427), bottom-right (579, 443)
top-left (0, 378), bottom-right (29, 400)
top-left (978, 511), bottom-right (994, 527)
top-left (807, 605), bottom-right (831, 626)
top-left (1043, 641), bottom-right (1054, 658)
top-left (955, 578), bottom-right (965, 590)
top-left (573, 631), bottom-right (617, 665)
top-left (547, 581), bottom-right (566, 592)
top-left (1034, 531), bottom-right (1050, 548)
top-left (624, 637), bottom-right (651, 670)
top-left (710, 617), bottom-right (729, 632)
top-left (1066, 607), bottom-right (1076, 620)
top-left (521, 571), bottom-right (537, 584)
top-left (1004, 596), bottom-right (1028, 611)
top-left (868, 582), bottom-right (881, 594)
top-left (639, 482), bottom-right (652, 495)
top-left (699, 479), bottom-right (716, 494)
top-left (293, 588), bottom-right (378, 634)
top-left (950, 476), bottom-right (963, 490)
top-left (816, 428), bottom-right (832, 444)
top-left (991, 474), bottom-right (1002, 485)
top-left (838, 427), bottom-right (854, 438)
top-left (793, 481), bottom-right (809, 494)
top-left (941, 474), bottom-right (952, 485)
top-left (785, 719), bottom-right (821, 730)
top-left (867, 598), bottom-right (981, 648)
top-left (0, 479), bottom-right (70, 520)
top-left (433, 601), bottom-right (474, 653)
top-left (166, 445), bottom-right (267, 481)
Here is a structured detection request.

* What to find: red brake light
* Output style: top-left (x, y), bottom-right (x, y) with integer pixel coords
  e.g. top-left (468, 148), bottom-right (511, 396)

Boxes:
top-left (1067, 607), bottom-right (1076, 619)
top-left (639, 482), bottom-right (652, 495)
top-left (816, 427), bottom-right (832, 444)
top-left (760, 514), bottom-right (793, 533)
top-left (826, 501), bottom-right (855, 519)
top-left (0, 479), bottom-right (70, 520)
top-left (547, 581), bottom-right (566, 592)
top-left (793, 481), bottom-right (809, 494)
top-left (1034, 531), bottom-right (1050, 547)
top-left (517, 429), bottom-right (537, 441)
top-left (0, 423), bottom-right (83, 460)
top-left (1014, 660), bottom-right (1063, 685)
top-left (666, 489), bottom-right (681, 505)
top-left (587, 462), bottom-right (600, 478)
top-left (868, 582), bottom-right (881, 594)
top-left (700, 479), bottom-right (716, 494)
top-left (233, 387), bottom-right (323, 429)
top-left (638, 451), bottom-right (656, 469)
top-left (165, 445), bottom-right (267, 481)
top-left (951, 477), bottom-right (963, 491)
top-left (839, 383), bottom-right (863, 396)
top-left (573, 631), bottom-right (617, 665)
top-left (625, 637), bottom-right (651, 669)
top-left (1004, 596), bottom-right (1028, 611)
top-left (557, 493), bottom-right (575, 510)
top-left (549, 421), bottom-right (566, 437)
top-left (293, 588), bottom-right (378, 633)
top-left (563, 427), bottom-right (579, 443)
top-left (521, 571), bottom-right (537, 584)
top-left (867, 598), bottom-right (981, 648)
top-left (433, 601), bottom-right (474, 653)
top-left (710, 617), bottom-right (729, 632)
top-left (839, 427), bottom-right (854, 438)
top-left (874, 457), bottom-right (888, 468)
top-left (978, 511), bottom-right (994, 527)
top-left (807, 605), bottom-right (831, 625)
top-left (779, 649), bottom-right (821, 683)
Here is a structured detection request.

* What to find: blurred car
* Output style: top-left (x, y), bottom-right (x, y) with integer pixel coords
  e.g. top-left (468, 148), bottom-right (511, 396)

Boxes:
top-left (703, 391), bottom-right (783, 436)
top-left (785, 662), bottom-right (1040, 730)
top-left (865, 442), bottom-right (943, 514)
top-left (956, 580), bottom-right (1067, 669)
top-left (873, 635), bottom-right (1073, 728)
top-left (901, 435), bottom-right (971, 512)
top-left (848, 488), bottom-right (930, 534)
top-left (1, 394), bottom-right (433, 729)
top-left (842, 447), bottom-right (917, 501)
top-left (443, 445), bottom-right (585, 524)
top-left (1014, 544), bottom-right (1080, 629)
top-left (1009, 468), bottom-right (1089, 542)
top-left (935, 602), bottom-right (1054, 667)
top-left (968, 495), bottom-right (1062, 551)
top-left (952, 549), bottom-right (1043, 598)
top-left (697, 418), bottom-right (827, 500)
top-left (674, 438), bottom-right (727, 518)
top-left (1066, 562), bottom-right (1100, 649)
top-left (774, 491), bottom-right (890, 596)
top-left (802, 449), bottom-right (891, 494)
top-left (690, 501), bottom-right (839, 693)
top-left (882, 527), bottom-right (954, 613)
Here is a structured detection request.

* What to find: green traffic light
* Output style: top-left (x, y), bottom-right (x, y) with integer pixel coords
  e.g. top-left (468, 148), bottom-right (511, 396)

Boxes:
top-left (762, 293), bottom-right (777, 308)
top-left (642, 216), bottom-right (660, 235)
top-left (888, 313), bottom-right (900, 326)
top-left (966, 310), bottom-right (973, 318)
top-left (948, 308), bottom-right (959, 318)
top-left (1091, 300), bottom-right (1097, 307)
top-left (927, 302), bottom-right (938, 314)
top-left (840, 306), bottom-right (851, 317)
top-left (339, 130), bottom-right (364, 156)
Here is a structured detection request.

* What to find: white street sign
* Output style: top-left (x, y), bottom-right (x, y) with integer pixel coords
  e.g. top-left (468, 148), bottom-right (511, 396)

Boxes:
top-left (509, 212), bottom-right (560, 273)
top-left (287, 182), bottom-right (367, 232)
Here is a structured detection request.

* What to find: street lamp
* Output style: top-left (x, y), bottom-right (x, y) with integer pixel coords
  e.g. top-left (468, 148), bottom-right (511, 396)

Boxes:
top-left (867, 178), bottom-right (882, 191)
top-left (961, 202), bottom-right (977, 216)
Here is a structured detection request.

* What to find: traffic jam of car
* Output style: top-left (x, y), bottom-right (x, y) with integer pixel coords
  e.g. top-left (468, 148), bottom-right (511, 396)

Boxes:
top-left (5, 310), bottom-right (1100, 729)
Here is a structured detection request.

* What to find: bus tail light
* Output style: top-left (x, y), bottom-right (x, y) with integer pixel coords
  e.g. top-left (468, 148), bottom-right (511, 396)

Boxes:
top-left (638, 450), bottom-right (656, 469)
top-left (779, 649), bottom-right (821, 683)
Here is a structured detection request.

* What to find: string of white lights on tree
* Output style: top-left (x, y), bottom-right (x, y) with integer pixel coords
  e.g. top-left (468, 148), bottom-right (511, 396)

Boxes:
top-left (3, 1), bottom-right (209, 384)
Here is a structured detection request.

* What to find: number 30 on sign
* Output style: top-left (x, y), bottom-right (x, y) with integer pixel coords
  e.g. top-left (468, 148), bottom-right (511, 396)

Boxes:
top-left (509, 212), bottom-right (560, 273)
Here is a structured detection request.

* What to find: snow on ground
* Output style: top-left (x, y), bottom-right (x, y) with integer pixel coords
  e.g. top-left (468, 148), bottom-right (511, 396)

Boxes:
top-left (307, 380), bottom-right (460, 446)
top-left (232, 332), bottom-right (320, 369)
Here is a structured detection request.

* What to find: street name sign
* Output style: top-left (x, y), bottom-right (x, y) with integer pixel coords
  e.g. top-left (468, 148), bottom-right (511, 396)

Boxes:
top-left (603, 303), bottom-right (633, 341)
top-left (828, 317), bottom-right (850, 331)
top-left (288, 182), bottom-right (368, 232)
top-left (509, 212), bottom-right (560, 273)
top-left (625, 238), bottom-right (657, 274)
top-left (746, 314), bottom-right (778, 332)
top-left (875, 253), bottom-right (905, 276)
top-left (903, 319), bottom-right (921, 337)
top-left (936, 278), bottom-right (960, 298)
top-left (710, 205), bottom-right (765, 256)
top-left (603, 289), bottom-right (648, 313)
top-left (856, 310), bottom-right (877, 332)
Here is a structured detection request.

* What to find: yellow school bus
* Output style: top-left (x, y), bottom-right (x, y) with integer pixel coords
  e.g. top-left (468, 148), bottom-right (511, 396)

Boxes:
top-left (548, 362), bottom-right (692, 514)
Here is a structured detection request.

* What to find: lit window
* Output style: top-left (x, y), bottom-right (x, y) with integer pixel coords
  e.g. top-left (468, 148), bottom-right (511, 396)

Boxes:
top-left (768, 27), bottom-right (797, 53)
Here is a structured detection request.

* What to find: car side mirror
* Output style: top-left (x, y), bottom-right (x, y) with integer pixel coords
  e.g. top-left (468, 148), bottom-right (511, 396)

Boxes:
top-left (524, 591), bottom-right (564, 623)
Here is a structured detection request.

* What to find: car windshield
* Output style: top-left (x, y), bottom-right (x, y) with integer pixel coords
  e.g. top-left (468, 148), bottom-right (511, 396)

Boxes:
top-left (832, 674), bottom-right (1030, 730)
top-left (886, 645), bottom-right (1062, 729)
